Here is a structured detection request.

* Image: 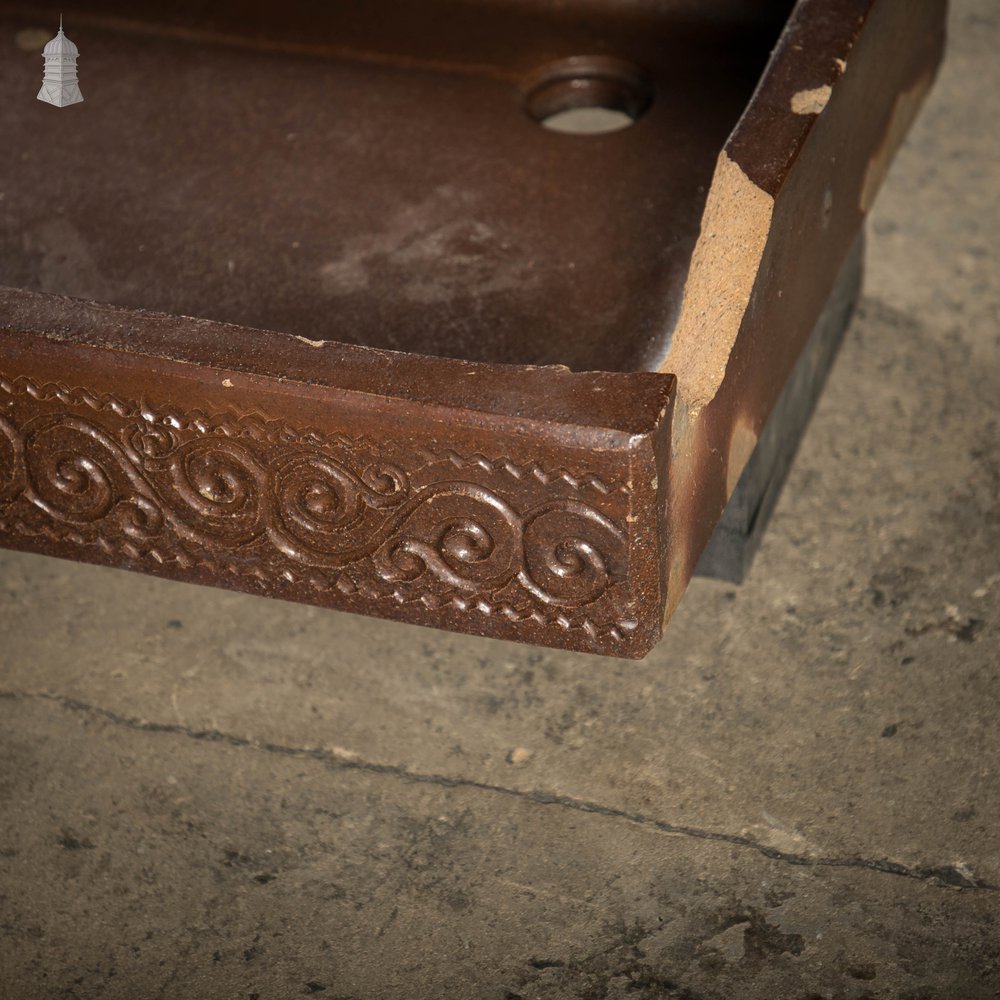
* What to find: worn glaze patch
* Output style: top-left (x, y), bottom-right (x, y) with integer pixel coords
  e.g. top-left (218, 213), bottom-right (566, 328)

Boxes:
top-left (660, 153), bottom-right (774, 419)
top-left (790, 85), bottom-right (832, 115)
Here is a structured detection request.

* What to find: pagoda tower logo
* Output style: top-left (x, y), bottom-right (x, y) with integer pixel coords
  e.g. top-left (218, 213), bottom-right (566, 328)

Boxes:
top-left (37, 17), bottom-right (83, 108)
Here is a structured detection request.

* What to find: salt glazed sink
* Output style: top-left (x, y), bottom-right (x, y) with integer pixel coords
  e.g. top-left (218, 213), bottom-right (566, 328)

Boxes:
top-left (0, 0), bottom-right (945, 656)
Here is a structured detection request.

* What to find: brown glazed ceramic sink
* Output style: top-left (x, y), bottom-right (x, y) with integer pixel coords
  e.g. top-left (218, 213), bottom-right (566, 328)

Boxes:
top-left (0, 0), bottom-right (945, 656)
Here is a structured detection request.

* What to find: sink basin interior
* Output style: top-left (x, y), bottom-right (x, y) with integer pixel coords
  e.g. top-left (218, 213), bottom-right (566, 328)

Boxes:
top-left (2, 1), bottom-right (792, 372)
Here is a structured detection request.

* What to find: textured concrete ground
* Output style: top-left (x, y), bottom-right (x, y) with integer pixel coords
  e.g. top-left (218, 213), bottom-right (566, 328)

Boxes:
top-left (2, 3), bottom-right (998, 998)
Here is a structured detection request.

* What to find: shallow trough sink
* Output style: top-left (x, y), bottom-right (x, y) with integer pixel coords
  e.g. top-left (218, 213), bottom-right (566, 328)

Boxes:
top-left (0, 0), bottom-right (946, 656)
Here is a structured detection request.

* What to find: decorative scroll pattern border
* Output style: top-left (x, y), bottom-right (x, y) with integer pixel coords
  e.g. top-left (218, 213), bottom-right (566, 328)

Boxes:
top-left (0, 372), bottom-right (639, 644)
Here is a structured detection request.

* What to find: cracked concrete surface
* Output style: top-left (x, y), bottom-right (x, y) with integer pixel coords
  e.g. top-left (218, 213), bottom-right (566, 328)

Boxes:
top-left (2, 2), bottom-right (999, 998)
top-left (1, 690), bottom-right (993, 893)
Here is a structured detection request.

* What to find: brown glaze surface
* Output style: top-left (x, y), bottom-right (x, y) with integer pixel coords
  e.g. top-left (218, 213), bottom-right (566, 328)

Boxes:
top-left (0, 294), bottom-right (673, 657)
top-left (0, 3), bottom-right (787, 371)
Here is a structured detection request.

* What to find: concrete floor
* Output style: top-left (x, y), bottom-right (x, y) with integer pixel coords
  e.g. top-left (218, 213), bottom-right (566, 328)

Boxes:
top-left (2, 3), bottom-right (998, 998)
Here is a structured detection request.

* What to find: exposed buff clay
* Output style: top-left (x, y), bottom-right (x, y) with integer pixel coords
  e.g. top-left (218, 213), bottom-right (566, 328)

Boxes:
top-left (790, 84), bottom-right (832, 114)
top-left (659, 152), bottom-right (774, 421)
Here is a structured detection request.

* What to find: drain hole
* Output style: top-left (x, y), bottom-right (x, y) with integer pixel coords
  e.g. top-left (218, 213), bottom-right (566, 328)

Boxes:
top-left (523, 57), bottom-right (652, 135)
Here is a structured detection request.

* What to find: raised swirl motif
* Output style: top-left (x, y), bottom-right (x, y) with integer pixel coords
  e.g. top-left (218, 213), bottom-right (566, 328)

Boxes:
top-left (275, 452), bottom-right (371, 537)
top-left (147, 438), bottom-right (268, 544)
top-left (374, 483), bottom-right (523, 592)
top-left (114, 494), bottom-right (165, 540)
top-left (0, 370), bottom-right (634, 637)
top-left (127, 420), bottom-right (178, 459)
top-left (358, 464), bottom-right (409, 507)
top-left (270, 453), bottom-right (411, 561)
top-left (519, 500), bottom-right (626, 606)
top-left (372, 484), bottom-right (625, 604)
top-left (22, 415), bottom-right (127, 524)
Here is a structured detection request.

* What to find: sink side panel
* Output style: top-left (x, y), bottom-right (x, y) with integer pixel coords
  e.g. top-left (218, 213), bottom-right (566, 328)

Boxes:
top-left (0, 296), bottom-right (674, 657)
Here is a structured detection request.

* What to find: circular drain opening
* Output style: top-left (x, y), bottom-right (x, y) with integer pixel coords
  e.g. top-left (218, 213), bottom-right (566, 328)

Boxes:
top-left (523, 57), bottom-right (652, 135)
